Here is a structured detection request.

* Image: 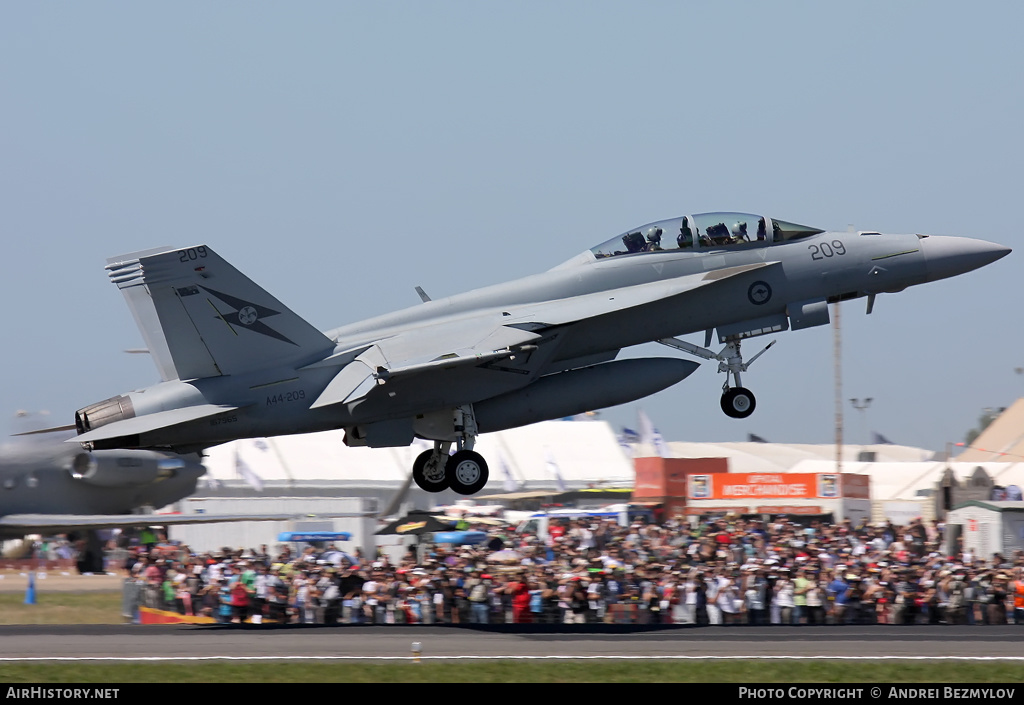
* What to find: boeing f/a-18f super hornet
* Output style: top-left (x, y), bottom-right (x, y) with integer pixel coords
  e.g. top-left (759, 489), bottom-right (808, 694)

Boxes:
top-left (64, 211), bottom-right (1008, 496)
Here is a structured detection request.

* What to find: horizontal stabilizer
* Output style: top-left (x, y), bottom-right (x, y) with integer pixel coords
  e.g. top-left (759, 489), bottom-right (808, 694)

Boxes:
top-left (70, 404), bottom-right (239, 445)
top-left (13, 424), bottom-right (77, 437)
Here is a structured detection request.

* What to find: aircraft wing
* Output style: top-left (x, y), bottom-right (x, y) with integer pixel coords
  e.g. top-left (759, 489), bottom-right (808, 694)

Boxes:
top-left (311, 319), bottom-right (545, 408)
top-left (0, 511), bottom-right (368, 534)
top-left (312, 261), bottom-right (778, 408)
top-left (503, 261), bottom-right (779, 328)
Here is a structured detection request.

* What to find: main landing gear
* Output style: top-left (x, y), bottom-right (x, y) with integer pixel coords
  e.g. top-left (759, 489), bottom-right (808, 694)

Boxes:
top-left (658, 336), bottom-right (776, 419)
top-left (411, 406), bottom-right (490, 496)
top-left (412, 446), bottom-right (490, 496)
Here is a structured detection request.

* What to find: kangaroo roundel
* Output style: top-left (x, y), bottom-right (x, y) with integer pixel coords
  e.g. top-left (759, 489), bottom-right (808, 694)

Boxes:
top-left (747, 281), bottom-right (772, 305)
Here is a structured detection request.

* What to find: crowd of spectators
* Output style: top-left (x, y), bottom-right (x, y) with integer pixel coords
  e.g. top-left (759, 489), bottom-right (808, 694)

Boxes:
top-left (122, 514), bottom-right (1024, 626)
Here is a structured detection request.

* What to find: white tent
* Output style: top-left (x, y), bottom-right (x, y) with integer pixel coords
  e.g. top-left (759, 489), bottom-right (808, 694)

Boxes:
top-left (201, 419), bottom-right (635, 492)
top-left (657, 441), bottom-right (934, 474)
top-left (781, 460), bottom-right (1024, 503)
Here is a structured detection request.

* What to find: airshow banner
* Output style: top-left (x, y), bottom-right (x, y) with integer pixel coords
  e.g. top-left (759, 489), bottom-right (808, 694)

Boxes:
top-left (687, 473), bottom-right (869, 500)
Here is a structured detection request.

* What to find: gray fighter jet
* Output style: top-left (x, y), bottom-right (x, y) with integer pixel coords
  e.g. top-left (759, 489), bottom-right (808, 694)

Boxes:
top-left (66, 212), bottom-right (1009, 496)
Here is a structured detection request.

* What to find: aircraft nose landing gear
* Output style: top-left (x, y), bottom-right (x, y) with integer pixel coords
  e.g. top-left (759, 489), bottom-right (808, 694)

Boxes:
top-left (658, 336), bottom-right (776, 419)
top-left (720, 386), bottom-right (755, 419)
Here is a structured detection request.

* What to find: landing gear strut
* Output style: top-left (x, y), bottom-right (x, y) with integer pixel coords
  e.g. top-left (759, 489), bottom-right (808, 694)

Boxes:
top-left (658, 336), bottom-right (776, 419)
top-left (411, 406), bottom-right (490, 495)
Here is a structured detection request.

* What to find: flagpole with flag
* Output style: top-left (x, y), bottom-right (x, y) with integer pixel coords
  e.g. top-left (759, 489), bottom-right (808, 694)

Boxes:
top-left (618, 427), bottom-right (639, 459)
top-left (235, 446), bottom-right (264, 492)
top-left (545, 449), bottom-right (567, 493)
top-left (637, 408), bottom-right (669, 458)
top-left (254, 437), bottom-right (295, 489)
top-left (500, 453), bottom-right (522, 493)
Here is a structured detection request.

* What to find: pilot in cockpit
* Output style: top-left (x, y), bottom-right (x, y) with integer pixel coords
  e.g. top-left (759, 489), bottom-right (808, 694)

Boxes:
top-left (678, 217), bottom-right (694, 249)
top-left (732, 221), bottom-right (748, 242)
top-left (757, 217), bottom-right (767, 241)
top-left (706, 222), bottom-right (731, 245)
top-left (645, 227), bottom-right (664, 251)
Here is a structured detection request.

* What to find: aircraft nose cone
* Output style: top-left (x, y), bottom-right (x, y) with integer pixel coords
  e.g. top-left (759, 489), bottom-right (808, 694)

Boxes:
top-left (920, 235), bottom-right (1011, 283)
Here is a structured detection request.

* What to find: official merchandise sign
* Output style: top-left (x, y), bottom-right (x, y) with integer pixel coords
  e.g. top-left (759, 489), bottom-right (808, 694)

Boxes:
top-left (688, 473), bottom-right (869, 500)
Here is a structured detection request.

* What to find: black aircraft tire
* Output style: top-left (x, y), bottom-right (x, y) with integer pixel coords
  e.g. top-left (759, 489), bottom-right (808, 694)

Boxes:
top-left (446, 450), bottom-right (489, 496)
top-left (721, 387), bottom-right (756, 419)
top-left (412, 449), bottom-right (449, 493)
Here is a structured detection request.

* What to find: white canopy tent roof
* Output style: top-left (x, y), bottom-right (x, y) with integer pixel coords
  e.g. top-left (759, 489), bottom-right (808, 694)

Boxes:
top-left (773, 460), bottom-right (1024, 502)
top-left (956, 398), bottom-right (1024, 463)
top-left (200, 419), bottom-right (979, 502)
top-left (657, 441), bottom-right (934, 474)
top-left (201, 420), bottom-right (635, 492)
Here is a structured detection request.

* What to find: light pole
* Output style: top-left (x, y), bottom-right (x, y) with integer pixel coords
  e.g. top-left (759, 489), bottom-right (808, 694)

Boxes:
top-left (849, 397), bottom-right (873, 448)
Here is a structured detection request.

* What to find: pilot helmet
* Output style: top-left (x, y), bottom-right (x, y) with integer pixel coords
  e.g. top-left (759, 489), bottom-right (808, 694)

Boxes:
top-left (646, 227), bottom-right (662, 243)
top-left (732, 221), bottom-right (747, 236)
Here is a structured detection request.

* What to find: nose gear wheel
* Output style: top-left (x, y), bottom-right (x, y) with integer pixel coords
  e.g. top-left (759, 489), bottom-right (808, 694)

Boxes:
top-left (721, 387), bottom-right (756, 419)
top-left (658, 336), bottom-right (775, 419)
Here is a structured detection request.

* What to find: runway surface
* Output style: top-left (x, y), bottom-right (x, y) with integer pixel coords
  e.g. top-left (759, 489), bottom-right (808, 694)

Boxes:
top-left (1, 625), bottom-right (1021, 660)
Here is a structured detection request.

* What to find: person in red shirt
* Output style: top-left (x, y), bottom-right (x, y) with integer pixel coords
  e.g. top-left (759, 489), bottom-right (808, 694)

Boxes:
top-left (505, 572), bottom-right (532, 623)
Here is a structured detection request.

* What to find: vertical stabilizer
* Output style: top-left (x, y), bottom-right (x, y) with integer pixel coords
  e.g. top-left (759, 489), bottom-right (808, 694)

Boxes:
top-left (106, 246), bottom-right (335, 380)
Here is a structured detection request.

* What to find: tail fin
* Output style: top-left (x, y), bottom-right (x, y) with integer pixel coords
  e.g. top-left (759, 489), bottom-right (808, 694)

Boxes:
top-left (105, 245), bottom-right (335, 380)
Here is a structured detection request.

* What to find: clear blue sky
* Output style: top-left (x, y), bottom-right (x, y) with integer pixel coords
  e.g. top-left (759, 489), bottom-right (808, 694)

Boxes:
top-left (1, 2), bottom-right (1021, 454)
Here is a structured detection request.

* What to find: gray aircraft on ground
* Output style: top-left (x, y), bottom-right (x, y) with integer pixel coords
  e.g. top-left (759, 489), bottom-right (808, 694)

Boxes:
top-left (1, 416), bottom-right (316, 571)
top-left (61, 211), bottom-right (1009, 496)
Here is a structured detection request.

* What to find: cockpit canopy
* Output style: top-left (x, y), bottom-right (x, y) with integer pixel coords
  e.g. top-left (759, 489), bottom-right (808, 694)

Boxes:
top-left (590, 212), bottom-right (825, 260)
